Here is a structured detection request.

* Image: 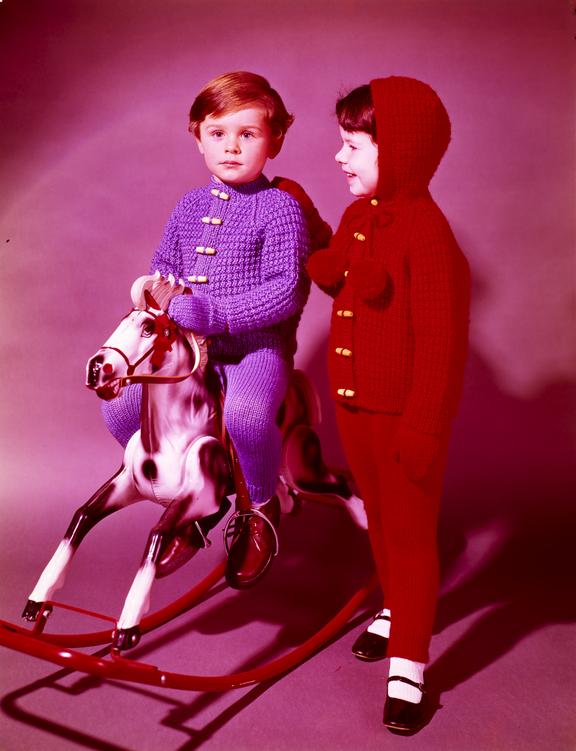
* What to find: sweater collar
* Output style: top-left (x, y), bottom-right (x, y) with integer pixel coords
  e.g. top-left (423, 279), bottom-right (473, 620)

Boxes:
top-left (209, 174), bottom-right (270, 196)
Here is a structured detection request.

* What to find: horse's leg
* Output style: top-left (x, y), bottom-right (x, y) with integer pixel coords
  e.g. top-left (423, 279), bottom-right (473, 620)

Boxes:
top-left (113, 499), bottom-right (191, 650)
top-left (114, 437), bottom-right (230, 650)
top-left (23, 466), bottom-right (139, 621)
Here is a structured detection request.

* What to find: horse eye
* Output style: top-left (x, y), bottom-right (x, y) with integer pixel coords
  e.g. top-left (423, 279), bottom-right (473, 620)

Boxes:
top-left (142, 322), bottom-right (155, 338)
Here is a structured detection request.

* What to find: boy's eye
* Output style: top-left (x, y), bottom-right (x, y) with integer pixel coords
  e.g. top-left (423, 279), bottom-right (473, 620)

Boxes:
top-left (241, 131), bottom-right (255, 139)
top-left (211, 130), bottom-right (224, 138)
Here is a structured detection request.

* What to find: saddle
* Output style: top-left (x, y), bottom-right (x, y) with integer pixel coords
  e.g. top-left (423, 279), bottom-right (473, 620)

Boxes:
top-left (156, 369), bottom-right (356, 578)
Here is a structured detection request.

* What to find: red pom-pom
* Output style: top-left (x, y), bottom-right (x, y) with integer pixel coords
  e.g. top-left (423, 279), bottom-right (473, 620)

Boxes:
top-left (346, 259), bottom-right (391, 301)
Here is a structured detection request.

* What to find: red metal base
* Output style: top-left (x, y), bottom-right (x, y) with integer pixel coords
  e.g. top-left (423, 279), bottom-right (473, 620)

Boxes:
top-left (0, 562), bottom-right (376, 691)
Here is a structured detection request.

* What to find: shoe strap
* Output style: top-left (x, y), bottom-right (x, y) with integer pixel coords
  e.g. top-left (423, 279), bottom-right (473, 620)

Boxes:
top-left (373, 613), bottom-right (391, 622)
top-left (387, 675), bottom-right (425, 693)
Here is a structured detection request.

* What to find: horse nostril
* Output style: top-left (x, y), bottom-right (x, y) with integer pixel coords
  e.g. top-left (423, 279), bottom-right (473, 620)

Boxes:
top-left (103, 363), bottom-right (114, 375)
top-left (87, 355), bottom-right (104, 388)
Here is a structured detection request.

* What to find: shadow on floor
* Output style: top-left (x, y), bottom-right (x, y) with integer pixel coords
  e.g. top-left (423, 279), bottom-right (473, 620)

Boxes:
top-left (428, 351), bottom-right (576, 695)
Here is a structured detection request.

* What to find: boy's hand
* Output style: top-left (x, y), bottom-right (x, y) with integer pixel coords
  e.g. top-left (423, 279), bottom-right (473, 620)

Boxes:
top-left (168, 294), bottom-right (226, 335)
top-left (272, 176), bottom-right (332, 250)
top-left (393, 423), bottom-right (440, 483)
top-left (346, 259), bottom-right (391, 301)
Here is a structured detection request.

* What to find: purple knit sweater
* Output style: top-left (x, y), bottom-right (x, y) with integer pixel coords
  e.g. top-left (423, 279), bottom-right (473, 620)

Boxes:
top-left (151, 174), bottom-right (311, 360)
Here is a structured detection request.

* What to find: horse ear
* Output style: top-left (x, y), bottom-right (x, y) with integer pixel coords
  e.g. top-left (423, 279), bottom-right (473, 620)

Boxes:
top-left (144, 288), bottom-right (161, 311)
top-left (131, 274), bottom-right (154, 308)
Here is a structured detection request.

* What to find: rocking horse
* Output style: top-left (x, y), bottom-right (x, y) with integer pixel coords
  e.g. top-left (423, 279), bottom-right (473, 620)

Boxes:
top-left (20, 272), bottom-right (366, 653)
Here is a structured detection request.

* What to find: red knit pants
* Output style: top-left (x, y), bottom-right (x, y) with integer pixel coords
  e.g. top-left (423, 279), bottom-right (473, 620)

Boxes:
top-left (336, 405), bottom-right (450, 662)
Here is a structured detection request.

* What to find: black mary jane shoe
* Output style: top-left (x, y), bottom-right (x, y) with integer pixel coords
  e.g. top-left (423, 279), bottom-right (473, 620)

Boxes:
top-left (383, 676), bottom-right (428, 734)
top-left (351, 613), bottom-right (390, 661)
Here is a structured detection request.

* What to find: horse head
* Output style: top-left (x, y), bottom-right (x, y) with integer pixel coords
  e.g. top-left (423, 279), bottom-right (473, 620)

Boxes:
top-left (86, 272), bottom-right (207, 400)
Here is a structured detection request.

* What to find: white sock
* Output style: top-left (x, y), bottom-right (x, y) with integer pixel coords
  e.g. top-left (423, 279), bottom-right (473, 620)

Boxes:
top-left (388, 657), bottom-right (425, 704)
top-left (366, 608), bottom-right (391, 638)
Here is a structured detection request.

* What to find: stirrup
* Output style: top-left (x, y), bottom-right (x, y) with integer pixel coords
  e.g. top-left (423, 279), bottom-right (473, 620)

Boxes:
top-left (223, 508), bottom-right (279, 557)
top-left (191, 520), bottom-right (212, 549)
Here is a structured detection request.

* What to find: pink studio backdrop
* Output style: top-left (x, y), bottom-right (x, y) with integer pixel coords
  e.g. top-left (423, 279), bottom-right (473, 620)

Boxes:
top-left (0, 4), bottom-right (574, 749)
top-left (0, 1), bottom-right (574, 541)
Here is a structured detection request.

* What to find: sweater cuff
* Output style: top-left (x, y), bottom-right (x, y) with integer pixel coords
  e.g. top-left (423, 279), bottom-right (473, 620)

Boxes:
top-left (168, 294), bottom-right (227, 335)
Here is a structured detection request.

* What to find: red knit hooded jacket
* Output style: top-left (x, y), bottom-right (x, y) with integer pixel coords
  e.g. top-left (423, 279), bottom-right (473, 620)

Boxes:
top-left (307, 77), bottom-right (470, 436)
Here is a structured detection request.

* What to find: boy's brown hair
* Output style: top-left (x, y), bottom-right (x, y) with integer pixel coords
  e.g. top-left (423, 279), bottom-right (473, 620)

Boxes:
top-left (189, 71), bottom-right (295, 140)
top-left (336, 84), bottom-right (377, 141)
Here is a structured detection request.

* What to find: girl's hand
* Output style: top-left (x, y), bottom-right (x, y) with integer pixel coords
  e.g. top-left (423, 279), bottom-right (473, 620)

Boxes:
top-left (307, 248), bottom-right (348, 289)
top-left (272, 176), bottom-right (333, 250)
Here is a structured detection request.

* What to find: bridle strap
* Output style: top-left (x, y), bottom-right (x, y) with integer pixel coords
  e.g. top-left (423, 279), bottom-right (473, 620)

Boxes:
top-left (101, 309), bottom-right (203, 387)
top-left (101, 345), bottom-right (156, 375)
top-left (119, 332), bottom-right (202, 386)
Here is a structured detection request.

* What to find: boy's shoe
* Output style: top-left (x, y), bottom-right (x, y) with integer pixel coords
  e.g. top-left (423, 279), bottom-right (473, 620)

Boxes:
top-left (156, 497), bottom-right (232, 578)
top-left (224, 495), bottom-right (280, 589)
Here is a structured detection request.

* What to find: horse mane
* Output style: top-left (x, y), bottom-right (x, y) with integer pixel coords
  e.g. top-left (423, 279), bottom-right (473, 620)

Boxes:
top-left (130, 272), bottom-right (209, 370)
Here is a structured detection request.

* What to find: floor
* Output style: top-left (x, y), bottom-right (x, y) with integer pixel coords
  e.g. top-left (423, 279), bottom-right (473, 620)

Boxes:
top-left (1, 451), bottom-right (574, 751)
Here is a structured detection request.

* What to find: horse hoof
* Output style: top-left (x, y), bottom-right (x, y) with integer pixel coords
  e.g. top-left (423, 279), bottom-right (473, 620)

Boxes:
top-left (113, 626), bottom-right (141, 651)
top-left (22, 600), bottom-right (50, 622)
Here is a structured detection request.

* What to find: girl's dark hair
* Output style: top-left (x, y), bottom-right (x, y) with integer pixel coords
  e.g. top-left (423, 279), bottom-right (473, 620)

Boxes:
top-left (336, 84), bottom-right (377, 141)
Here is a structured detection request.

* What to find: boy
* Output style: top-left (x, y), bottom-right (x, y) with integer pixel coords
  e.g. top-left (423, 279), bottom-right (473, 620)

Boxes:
top-left (103, 71), bottom-right (328, 589)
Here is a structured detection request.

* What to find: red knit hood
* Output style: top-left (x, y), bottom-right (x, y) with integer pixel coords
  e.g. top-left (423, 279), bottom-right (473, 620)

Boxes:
top-left (370, 77), bottom-right (451, 200)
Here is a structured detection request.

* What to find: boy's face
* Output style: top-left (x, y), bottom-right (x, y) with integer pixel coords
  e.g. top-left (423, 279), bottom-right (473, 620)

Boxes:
top-left (335, 128), bottom-right (379, 198)
top-left (195, 105), bottom-right (280, 185)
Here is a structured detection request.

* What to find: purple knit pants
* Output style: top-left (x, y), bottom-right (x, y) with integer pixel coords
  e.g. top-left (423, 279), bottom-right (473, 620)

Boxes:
top-left (101, 349), bottom-right (291, 505)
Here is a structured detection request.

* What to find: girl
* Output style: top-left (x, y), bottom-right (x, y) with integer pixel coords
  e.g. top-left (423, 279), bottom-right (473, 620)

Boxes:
top-left (307, 77), bottom-right (470, 733)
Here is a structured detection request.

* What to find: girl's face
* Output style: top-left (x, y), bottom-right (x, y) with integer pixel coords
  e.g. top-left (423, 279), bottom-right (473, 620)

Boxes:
top-left (335, 128), bottom-right (379, 198)
top-left (195, 105), bottom-right (281, 185)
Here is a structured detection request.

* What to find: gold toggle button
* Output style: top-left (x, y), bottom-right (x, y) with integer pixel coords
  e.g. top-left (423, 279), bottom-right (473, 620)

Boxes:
top-left (211, 188), bottom-right (229, 200)
top-left (371, 198), bottom-right (379, 206)
top-left (211, 217), bottom-right (222, 225)
top-left (336, 309), bottom-right (354, 318)
top-left (335, 347), bottom-right (352, 357)
top-left (187, 275), bottom-right (208, 283)
top-left (201, 216), bottom-right (210, 224)
top-left (196, 246), bottom-right (205, 254)
top-left (205, 247), bottom-right (217, 255)
top-left (337, 388), bottom-right (355, 398)
top-left (353, 232), bottom-right (366, 242)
